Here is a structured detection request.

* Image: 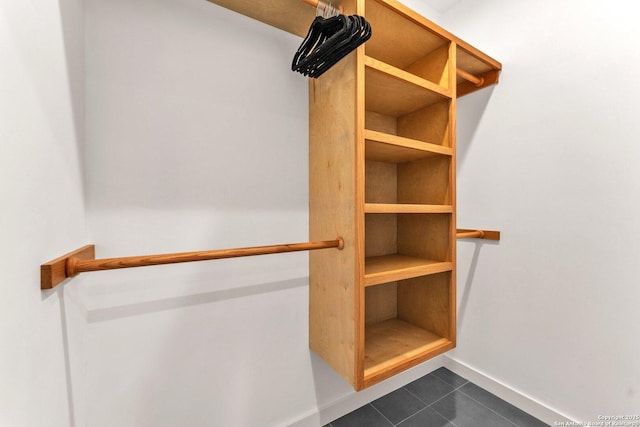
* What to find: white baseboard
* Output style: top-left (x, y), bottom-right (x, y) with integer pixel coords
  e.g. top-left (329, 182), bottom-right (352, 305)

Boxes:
top-left (443, 356), bottom-right (574, 425)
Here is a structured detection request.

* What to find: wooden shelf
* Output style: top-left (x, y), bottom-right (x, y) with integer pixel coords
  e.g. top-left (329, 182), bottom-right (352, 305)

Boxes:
top-left (365, 57), bottom-right (451, 98)
top-left (364, 255), bottom-right (452, 287)
top-left (365, 129), bottom-right (452, 163)
top-left (364, 203), bottom-right (452, 214)
top-left (364, 318), bottom-right (453, 386)
top-left (365, 60), bottom-right (450, 117)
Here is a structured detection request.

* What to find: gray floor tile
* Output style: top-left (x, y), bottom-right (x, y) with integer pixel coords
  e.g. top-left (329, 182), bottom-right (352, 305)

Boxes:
top-left (397, 407), bottom-right (456, 427)
top-left (430, 390), bottom-right (516, 427)
top-left (371, 387), bottom-right (427, 425)
top-left (431, 367), bottom-right (469, 388)
top-left (459, 383), bottom-right (549, 427)
top-left (405, 373), bottom-right (455, 405)
top-left (331, 404), bottom-right (393, 427)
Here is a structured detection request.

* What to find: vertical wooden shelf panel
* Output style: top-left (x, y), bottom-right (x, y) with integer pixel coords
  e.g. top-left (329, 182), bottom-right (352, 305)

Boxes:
top-left (309, 45), bottom-right (361, 387)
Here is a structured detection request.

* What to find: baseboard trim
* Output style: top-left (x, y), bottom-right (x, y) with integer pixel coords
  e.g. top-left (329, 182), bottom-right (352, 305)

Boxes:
top-left (443, 356), bottom-right (575, 425)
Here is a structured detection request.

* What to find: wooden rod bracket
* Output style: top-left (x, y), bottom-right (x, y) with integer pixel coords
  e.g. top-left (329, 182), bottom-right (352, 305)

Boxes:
top-left (41, 245), bottom-right (96, 290)
top-left (41, 238), bottom-right (344, 290)
top-left (456, 229), bottom-right (500, 241)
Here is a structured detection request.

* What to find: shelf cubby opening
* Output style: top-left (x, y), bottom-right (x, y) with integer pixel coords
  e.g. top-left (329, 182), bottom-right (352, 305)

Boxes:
top-left (364, 213), bottom-right (452, 285)
top-left (364, 272), bottom-right (454, 386)
top-left (364, 0), bottom-right (450, 88)
top-left (364, 129), bottom-right (453, 164)
top-left (365, 65), bottom-right (450, 119)
top-left (365, 99), bottom-right (452, 147)
top-left (365, 155), bottom-right (451, 206)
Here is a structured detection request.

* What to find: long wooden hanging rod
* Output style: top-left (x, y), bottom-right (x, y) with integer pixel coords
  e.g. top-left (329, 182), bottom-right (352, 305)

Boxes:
top-left (456, 69), bottom-right (485, 87)
top-left (41, 238), bottom-right (344, 290)
top-left (456, 229), bottom-right (500, 240)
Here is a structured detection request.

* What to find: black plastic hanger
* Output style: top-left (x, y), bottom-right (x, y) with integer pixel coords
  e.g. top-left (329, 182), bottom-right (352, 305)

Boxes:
top-left (292, 12), bottom-right (371, 78)
top-left (305, 15), bottom-right (371, 78)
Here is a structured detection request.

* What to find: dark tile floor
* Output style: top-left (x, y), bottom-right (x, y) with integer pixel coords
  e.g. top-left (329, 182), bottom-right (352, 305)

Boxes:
top-left (325, 368), bottom-right (549, 427)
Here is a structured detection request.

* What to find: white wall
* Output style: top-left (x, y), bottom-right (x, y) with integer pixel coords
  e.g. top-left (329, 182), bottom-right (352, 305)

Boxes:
top-left (0, 0), bottom-right (86, 426)
top-left (77, 0), bottom-right (442, 426)
top-left (439, 0), bottom-right (640, 422)
top-left (9, 0), bottom-right (636, 425)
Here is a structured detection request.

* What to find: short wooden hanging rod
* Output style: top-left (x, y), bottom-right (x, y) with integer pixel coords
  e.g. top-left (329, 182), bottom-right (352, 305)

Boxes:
top-left (41, 238), bottom-right (344, 289)
top-left (456, 229), bottom-right (500, 240)
top-left (456, 69), bottom-right (485, 87)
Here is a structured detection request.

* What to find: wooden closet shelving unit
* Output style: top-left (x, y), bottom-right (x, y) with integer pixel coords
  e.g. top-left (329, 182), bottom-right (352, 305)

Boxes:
top-left (206, 0), bottom-right (501, 391)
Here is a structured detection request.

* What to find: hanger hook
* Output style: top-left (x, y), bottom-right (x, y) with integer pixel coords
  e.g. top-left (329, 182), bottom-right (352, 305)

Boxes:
top-left (316, 0), bottom-right (340, 18)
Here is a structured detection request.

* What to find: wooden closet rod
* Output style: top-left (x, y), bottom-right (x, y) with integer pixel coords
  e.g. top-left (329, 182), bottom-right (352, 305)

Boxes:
top-left (456, 69), bottom-right (485, 87)
top-left (41, 238), bottom-right (344, 289)
top-left (456, 229), bottom-right (500, 240)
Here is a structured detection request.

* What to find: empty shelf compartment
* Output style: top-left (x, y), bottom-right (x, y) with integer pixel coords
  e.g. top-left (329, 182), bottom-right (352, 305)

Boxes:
top-left (365, 0), bottom-right (451, 88)
top-left (365, 99), bottom-right (452, 147)
top-left (365, 153), bottom-right (451, 206)
top-left (364, 272), bottom-right (454, 387)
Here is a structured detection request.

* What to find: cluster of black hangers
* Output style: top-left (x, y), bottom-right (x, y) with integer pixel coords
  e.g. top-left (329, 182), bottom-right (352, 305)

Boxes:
top-left (292, 8), bottom-right (372, 78)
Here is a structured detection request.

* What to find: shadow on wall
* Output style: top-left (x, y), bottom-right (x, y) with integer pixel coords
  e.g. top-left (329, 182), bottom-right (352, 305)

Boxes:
top-left (455, 85), bottom-right (500, 330)
top-left (83, 276), bottom-right (308, 323)
top-left (457, 239), bottom-right (499, 331)
top-left (57, 0), bottom-right (87, 201)
top-left (456, 87), bottom-right (496, 171)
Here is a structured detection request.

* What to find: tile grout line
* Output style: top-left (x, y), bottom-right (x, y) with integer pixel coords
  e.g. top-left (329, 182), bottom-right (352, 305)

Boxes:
top-left (431, 371), bottom-right (469, 391)
top-left (422, 379), bottom-right (466, 427)
top-left (402, 385), bottom-right (430, 405)
top-left (402, 374), bottom-right (461, 413)
top-left (392, 405), bottom-right (462, 427)
top-left (456, 387), bottom-right (521, 427)
top-left (429, 405), bottom-right (462, 427)
top-left (416, 376), bottom-right (468, 427)
top-left (429, 372), bottom-right (522, 426)
top-left (368, 403), bottom-right (395, 427)
top-left (392, 405), bottom-right (429, 426)
top-left (396, 375), bottom-right (463, 427)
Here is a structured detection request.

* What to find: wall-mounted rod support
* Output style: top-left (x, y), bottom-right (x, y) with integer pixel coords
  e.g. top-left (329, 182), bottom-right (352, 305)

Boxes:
top-left (41, 238), bottom-right (344, 290)
top-left (456, 69), bottom-right (484, 87)
top-left (456, 229), bottom-right (500, 240)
